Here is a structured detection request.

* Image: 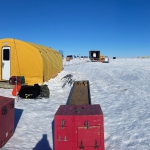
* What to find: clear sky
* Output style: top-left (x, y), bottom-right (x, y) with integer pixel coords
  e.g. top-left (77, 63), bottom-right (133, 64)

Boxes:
top-left (0, 0), bottom-right (150, 57)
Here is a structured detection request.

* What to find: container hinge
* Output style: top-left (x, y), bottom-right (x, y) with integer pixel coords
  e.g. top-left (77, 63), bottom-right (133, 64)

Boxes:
top-left (84, 120), bottom-right (89, 129)
top-left (64, 136), bottom-right (67, 141)
top-left (74, 106), bottom-right (81, 114)
top-left (94, 140), bottom-right (99, 149)
top-left (2, 106), bottom-right (7, 115)
top-left (58, 136), bottom-right (61, 141)
top-left (61, 120), bottom-right (65, 129)
top-left (79, 140), bottom-right (84, 149)
top-left (10, 102), bottom-right (14, 109)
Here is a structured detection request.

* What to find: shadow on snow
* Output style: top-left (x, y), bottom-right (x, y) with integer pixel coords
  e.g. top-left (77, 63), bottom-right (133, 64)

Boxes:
top-left (33, 134), bottom-right (52, 150)
top-left (14, 108), bottom-right (23, 131)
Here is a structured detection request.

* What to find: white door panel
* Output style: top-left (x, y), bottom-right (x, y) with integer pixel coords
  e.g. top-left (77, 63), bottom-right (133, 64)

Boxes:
top-left (2, 47), bottom-right (10, 80)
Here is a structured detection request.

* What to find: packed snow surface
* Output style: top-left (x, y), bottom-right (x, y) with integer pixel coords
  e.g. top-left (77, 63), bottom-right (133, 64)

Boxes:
top-left (1, 58), bottom-right (150, 150)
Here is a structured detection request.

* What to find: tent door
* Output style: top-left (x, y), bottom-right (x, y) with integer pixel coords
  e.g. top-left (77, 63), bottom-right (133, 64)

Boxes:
top-left (2, 47), bottom-right (10, 80)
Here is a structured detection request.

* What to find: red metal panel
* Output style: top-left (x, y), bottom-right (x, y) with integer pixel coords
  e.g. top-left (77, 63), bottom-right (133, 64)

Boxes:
top-left (57, 126), bottom-right (69, 141)
top-left (77, 126), bottom-right (100, 147)
top-left (0, 96), bottom-right (15, 148)
top-left (54, 104), bottom-right (105, 150)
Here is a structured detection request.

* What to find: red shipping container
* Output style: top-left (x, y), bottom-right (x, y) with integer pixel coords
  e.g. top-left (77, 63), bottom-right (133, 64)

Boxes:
top-left (54, 104), bottom-right (105, 150)
top-left (0, 96), bottom-right (15, 148)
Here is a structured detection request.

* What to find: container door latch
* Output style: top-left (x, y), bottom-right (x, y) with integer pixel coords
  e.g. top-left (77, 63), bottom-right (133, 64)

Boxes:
top-left (2, 106), bottom-right (7, 115)
top-left (61, 120), bottom-right (65, 129)
top-left (84, 120), bottom-right (89, 129)
top-left (79, 140), bottom-right (84, 149)
top-left (94, 140), bottom-right (99, 149)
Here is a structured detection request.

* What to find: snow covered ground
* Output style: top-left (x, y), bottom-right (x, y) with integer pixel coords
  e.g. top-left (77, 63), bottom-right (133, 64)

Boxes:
top-left (1, 58), bottom-right (150, 150)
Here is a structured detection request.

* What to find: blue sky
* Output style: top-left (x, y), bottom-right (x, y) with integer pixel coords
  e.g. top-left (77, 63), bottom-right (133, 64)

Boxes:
top-left (0, 0), bottom-right (150, 57)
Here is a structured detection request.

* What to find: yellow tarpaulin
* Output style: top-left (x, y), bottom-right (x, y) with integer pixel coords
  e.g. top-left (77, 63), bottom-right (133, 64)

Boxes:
top-left (0, 38), bottom-right (63, 85)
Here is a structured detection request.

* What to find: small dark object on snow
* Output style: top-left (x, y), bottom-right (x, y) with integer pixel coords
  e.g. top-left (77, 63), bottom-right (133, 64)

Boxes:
top-left (40, 84), bottom-right (50, 97)
top-left (62, 74), bottom-right (73, 88)
top-left (18, 84), bottom-right (40, 99)
top-left (61, 74), bottom-right (72, 80)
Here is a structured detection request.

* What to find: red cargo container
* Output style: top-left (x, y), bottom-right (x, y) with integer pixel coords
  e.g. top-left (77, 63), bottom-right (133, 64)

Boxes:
top-left (54, 104), bottom-right (105, 150)
top-left (0, 96), bottom-right (15, 148)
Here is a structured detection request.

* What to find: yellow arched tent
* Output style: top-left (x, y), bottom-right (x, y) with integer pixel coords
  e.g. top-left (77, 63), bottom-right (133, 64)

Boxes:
top-left (0, 38), bottom-right (63, 85)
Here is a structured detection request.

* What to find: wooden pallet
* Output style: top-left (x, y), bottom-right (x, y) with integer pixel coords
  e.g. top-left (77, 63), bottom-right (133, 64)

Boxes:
top-left (0, 81), bottom-right (15, 89)
top-left (67, 80), bottom-right (91, 105)
top-left (0, 81), bottom-right (27, 89)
